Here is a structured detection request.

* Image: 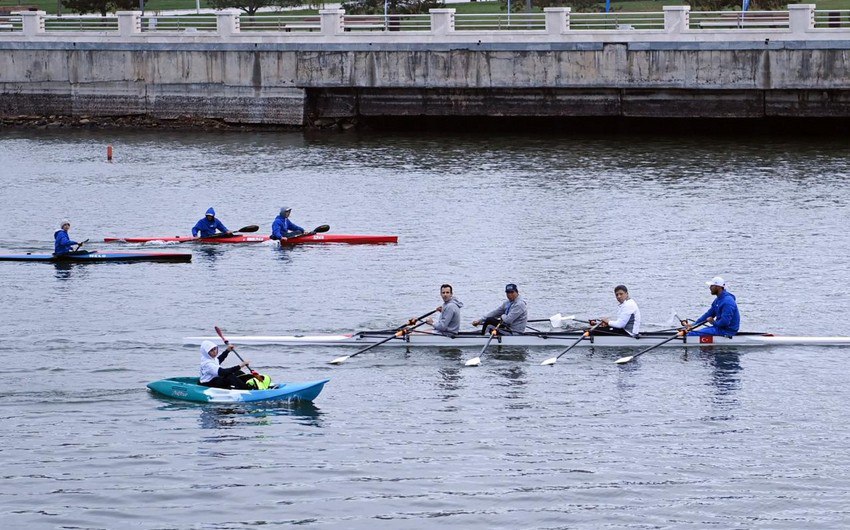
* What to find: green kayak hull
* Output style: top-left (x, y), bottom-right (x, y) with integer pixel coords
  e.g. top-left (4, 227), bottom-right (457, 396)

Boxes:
top-left (147, 377), bottom-right (329, 403)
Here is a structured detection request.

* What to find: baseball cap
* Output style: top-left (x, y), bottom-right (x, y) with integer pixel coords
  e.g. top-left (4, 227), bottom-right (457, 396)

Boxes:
top-left (505, 283), bottom-right (518, 293)
top-left (705, 276), bottom-right (726, 288)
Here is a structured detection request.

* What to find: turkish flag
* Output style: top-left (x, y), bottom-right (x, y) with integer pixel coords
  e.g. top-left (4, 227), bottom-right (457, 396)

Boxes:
top-left (699, 335), bottom-right (714, 344)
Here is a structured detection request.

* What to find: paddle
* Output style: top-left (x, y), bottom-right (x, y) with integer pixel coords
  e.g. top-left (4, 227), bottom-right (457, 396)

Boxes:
top-left (547, 313), bottom-right (580, 328)
top-left (202, 225), bottom-right (260, 240)
top-left (614, 320), bottom-right (708, 364)
top-left (214, 325), bottom-right (257, 376)
top-left (464, 322), bottom-right (503, 367)
top-left (540, 321), bottom-right (602, 366)
top-left (329, 309), bottom-right (438, 365)
top-left (73, 238), bottom-right (90, 252)
top-left (285, 224), bottom-right (330, 240)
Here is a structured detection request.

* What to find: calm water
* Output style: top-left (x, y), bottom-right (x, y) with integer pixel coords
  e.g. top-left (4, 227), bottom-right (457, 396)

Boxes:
top-left (1, 128), bottom-right (849, 528)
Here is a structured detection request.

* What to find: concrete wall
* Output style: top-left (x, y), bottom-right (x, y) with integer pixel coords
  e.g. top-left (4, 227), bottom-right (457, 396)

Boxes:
top-left (1, 7), bottom-right (849, 125)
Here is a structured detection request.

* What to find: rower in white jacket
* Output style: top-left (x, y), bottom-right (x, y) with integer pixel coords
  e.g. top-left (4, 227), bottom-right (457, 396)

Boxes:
top-left (601, 284), bottom-right (641, 337)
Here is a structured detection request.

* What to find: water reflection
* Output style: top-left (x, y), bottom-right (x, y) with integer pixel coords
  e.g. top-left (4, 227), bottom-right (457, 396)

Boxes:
top-left (155, 400), bottom-right (324, 430)
top-left (702, 349), bottom-right (742, 397)
top-left (194, 247), bottom-right (225, 265)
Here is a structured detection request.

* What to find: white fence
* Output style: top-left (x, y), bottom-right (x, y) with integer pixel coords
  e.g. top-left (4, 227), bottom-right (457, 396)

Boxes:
top-left (2, 5), bottom-right (848, 39)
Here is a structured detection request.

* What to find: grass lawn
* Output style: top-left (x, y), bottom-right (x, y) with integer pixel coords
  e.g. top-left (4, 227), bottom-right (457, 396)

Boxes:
top-left (2, 0), bottom-right (849, 16)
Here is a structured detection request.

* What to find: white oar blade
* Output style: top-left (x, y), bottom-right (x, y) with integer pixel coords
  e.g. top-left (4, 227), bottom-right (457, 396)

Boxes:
top-left (464, 357), bottom-right (481, 367)
top-left (549, 313), bottom-right (563, 327)
top-left (614, 355), bottom-right (634, 364)
top-left (540, 357), bottom-right (557, 366)
top-left (329, 355), bottom-right (350, 365)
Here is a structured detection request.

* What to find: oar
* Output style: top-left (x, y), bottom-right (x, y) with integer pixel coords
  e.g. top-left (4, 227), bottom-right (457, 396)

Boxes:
top-left (330, 320), bottom-right (429, 365)
top-left (288, 224), bottom-right (330, 239)
top-left (540, 322), bottom-right (602, 366)
top-left (73, 238), bottom-right (90, 252)
top-left (215, 325), bottom-right (257, 375)
top-left (548, 313), bottom-right (579, 328)
top-left (464, 322), bottom-right (502, 367)
top-left (614, 320), bottom-right (708, 364)
top-left (202, 225), bottom-right (260, 239)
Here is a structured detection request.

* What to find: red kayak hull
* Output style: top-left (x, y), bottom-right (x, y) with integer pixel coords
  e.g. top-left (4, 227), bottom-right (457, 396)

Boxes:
top-left (104, 234), bottom-right (398, 245)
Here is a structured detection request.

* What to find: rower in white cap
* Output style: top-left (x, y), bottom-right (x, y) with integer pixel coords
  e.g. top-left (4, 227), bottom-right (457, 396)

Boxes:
top-left (270, 206), bottom-right (306, 242)
top-left (689, 276), bottom-right (740, 338)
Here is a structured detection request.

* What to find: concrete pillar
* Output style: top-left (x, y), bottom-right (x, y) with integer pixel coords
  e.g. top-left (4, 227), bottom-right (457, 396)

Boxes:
top-left (663, 5), bottom-right (690, 35)
top-left (788, 4), bottom-right (815, 35)
top-left (216, 9), bottom-right (240, 36)
top-left (117, 11), bottom-right (141, 36)
top-left (21, 10), bottom-right (45, 35)
top-left (544, 7), bottom-right (570, 35)
top-left (430, 8), bottom-right (455, 36)
top-left (320, 8), bottom-right (344, 36)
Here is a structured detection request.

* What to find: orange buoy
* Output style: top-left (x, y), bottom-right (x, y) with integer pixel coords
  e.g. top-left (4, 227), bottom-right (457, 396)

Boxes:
top-left (107, 145), bottom-right (113, 161)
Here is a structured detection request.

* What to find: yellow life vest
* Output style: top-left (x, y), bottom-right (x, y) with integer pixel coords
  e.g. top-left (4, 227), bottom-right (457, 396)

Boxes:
top-left (246, 374), bottom-right (272, 390)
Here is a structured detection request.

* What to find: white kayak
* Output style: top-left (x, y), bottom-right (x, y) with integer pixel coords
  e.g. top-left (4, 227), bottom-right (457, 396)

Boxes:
top-left (184, 330), bottom-right (850, 348)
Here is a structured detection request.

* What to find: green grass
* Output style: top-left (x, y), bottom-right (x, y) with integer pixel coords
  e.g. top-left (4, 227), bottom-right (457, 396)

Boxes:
top-left (2, 0), bottom-right (849, 16)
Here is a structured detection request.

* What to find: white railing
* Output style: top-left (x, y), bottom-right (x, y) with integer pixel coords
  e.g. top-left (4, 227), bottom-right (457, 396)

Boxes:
top-left (814, 9), bottom-right (850, 28)
top-left (0, 6), bottom-right (839, 39)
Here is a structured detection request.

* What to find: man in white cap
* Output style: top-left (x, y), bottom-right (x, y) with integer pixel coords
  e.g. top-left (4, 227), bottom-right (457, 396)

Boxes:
top-left (271, 206), bottom-right (306, 242)
top-left (691, 276), bottom-right (740, 337)
top-left (199, 340), bottom-right (252, 389)
top-left (54, 220), bottom-right (81, 255)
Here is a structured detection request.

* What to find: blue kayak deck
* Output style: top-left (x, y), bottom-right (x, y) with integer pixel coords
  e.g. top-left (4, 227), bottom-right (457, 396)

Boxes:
top-left (0, 251), bottom-right (192, 263)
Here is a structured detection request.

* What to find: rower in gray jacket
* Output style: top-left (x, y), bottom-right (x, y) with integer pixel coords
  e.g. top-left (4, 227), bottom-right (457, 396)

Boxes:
top-left (425, 284), bottom-right (464, 336)
top-left (473, 283), bottom-right (528, 335)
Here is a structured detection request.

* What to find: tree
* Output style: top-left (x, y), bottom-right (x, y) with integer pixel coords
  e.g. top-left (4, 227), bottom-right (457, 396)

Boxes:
top-left (688, 0), bottom-right (786, 9)
top-left (60, 0), bottom-right (135, 17)
top-left (499, 0), bottom-right (602, 14)
top-left (208, 0), bottom-right (302, 17)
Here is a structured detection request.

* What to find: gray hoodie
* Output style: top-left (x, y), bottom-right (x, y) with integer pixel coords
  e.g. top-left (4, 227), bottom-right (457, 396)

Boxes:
top-left (433, 297), bottom-right (464, 336)
top-left (483, 295), bottom-right (528, 334)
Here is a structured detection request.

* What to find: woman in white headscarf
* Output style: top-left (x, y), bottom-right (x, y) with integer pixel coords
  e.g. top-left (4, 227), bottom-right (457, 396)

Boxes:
top-left (199, 340), bottom-right (251, 389)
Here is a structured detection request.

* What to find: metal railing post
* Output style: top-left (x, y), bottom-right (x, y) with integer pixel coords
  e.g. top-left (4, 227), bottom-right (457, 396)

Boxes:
top-left (320, 8), bottom-right (344, 36)
top-left (216, 9), bottom-right (240, 36)
top-left (21, 10), bottom-right (45, 35)
top-left (663, 5), bottom-right (690, 34)
top-left (544, 7), bottom-right (570, 35)
top-left (117, 11), bottom-right (141, 36)
top-left (430, 8), bottom-right (455, 36)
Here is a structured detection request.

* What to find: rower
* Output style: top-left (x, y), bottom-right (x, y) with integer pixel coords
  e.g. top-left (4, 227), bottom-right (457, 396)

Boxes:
top-left (689, 276), bottom-right (740, 337)
top-left (54, 220), bottom-right (82, 255)
top-left (192, 207), bottom-right (231, 238)
top-left (270, 206), bottom-right (305, 242)
top-left (596, 284), bottom-right (641, 337)
top-left (472, 283), bottom-right (528, 335)
top-left (424, 284), bottom-right (464, 336)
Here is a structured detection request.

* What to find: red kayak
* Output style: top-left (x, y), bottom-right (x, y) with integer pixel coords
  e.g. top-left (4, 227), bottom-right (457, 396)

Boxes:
top-left (104, 234), bottom-right (398, 245)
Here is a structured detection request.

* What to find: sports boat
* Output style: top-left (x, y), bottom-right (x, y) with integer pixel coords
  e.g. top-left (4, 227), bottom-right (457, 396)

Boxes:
top-left (147, 377), bottom-right (329, 403)
top-left (0, 250), bottom-right (192, 263)
top-left (183, 329), bottom-right (850, 348)
top-left (104, 234), bottom-right (397, 245)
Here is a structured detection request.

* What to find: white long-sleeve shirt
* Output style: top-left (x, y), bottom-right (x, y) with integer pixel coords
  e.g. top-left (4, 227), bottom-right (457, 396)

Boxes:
top-left (608, 298), bottom-right (641, 336)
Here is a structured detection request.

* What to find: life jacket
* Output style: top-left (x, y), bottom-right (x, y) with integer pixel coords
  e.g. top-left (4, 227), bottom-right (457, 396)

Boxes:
top-left (246, 374), bottom-right (272, 390)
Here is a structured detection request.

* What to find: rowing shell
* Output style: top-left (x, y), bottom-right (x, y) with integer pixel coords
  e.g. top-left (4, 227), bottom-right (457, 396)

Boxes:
top-left (104, 234), bottom-right (398, 245)
top-left (184, 330), bottom-right (850, 348)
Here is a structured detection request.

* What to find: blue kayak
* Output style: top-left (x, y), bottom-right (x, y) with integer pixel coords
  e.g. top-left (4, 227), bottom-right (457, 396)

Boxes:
top-left (147, 377), bottom-right (329, 403)
top-left (0, 250), bottom-right (191, 263)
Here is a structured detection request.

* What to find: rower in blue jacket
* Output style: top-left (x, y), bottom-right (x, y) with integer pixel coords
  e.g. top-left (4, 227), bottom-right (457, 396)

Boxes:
top-left (271, 207), bottom-right (305, 241)
top-left (690, 276), bottom-right (740, 337)
top-left (192, 207), bottom-right (230, 238)
top-left (54, 220), bottom-right (80, 255)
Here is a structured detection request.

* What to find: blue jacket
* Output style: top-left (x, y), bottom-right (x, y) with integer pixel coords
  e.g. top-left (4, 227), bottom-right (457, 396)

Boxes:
top-left (54, 229), bottom-right (78, 255)
top-left (271, 215), bottom-right (305, 239)
top-left (192, 208), bottom-right (228, 237)
top-left (697, 290), bottom-right (740, 335)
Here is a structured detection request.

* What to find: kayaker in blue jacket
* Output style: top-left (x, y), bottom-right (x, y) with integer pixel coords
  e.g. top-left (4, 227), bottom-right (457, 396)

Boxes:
top-left (192, 207), bottom-right (230, 238)
top-left (425, 284), bottom-right (464, 336)
top-left (54, 220), bottom-right (81, 255)
top-left (271, 207), bottom-right (305, 241)
top-left (199, 340), bottom-right (252, 389)
top-left (690, 276), bottom-right (740, 337)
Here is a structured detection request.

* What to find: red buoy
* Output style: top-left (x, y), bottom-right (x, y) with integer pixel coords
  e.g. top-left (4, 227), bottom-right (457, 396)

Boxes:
top-left (107, 145), bottom-right (113, 161)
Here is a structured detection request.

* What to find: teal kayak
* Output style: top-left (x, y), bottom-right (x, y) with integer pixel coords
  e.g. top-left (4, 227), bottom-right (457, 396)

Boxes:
top-left (147, 377), bottom-right (329, 403)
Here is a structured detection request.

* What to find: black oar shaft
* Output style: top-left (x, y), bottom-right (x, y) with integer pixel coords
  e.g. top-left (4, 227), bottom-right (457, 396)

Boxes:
top-left (629, 320), bottom-right (709, 360)
top-left (349, 320), bottom-right (428, 359)
top-left (555, 323), bottom-right (601, 360)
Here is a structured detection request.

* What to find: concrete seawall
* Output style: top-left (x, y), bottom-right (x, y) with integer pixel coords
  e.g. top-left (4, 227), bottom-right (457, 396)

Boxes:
top-left (1, 7), bottom-right (848, 126)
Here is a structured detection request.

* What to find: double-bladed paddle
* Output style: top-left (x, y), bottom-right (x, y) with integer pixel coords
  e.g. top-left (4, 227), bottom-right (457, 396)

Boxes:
top-left (614, 320), bottom-right (708, 364)
top-left (464, 322), bottom-right (503, 367)
top-left (73, 238), bottom-right (90, 252)
top-left (281, 224), bottom-right (331, 241)
top-left (540, 321), bottom-right (602, 366)
top-left (215, 325), bottom-right (257, 375)
top-left (201, 225), bottom-right (260, 240)
top-left (329, 309), bottom-right (438, 365)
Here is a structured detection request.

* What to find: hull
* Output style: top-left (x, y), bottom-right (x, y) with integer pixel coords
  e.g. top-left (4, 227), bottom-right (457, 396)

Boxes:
top-left (105, 234), bottom-right (398, 245)
top-left (146, 377), bottom-right (329, 403)
top-left (184, 330), bottom-right (850, 348)
top-left (0, 251), bottom-right (191, 263)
